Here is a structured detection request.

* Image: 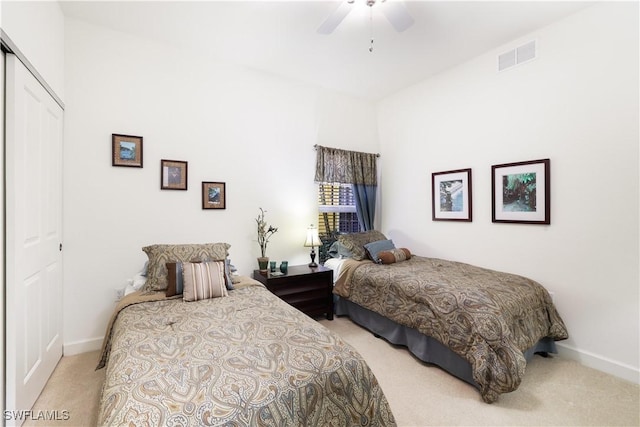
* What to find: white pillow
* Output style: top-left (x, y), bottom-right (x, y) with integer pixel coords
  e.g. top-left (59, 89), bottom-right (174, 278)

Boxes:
top-left (131, 272), bottom-right (147, 290)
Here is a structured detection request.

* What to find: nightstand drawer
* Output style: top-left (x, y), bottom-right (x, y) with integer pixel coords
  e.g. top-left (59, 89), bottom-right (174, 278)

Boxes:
top-left (273, 286), bottom-right (328, 304)
top-left (266, 278), bottom-right (328, 296)
top-left (253, 265), bottom-right (334, 320)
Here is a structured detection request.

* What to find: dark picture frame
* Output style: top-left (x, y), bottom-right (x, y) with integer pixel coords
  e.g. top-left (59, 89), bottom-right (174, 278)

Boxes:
top-left (202, 182), bottom-right (226, 209)
top-left (112, 134), bottom-right (143, 167)
top-left (492, 158), bottom-right (550, 224)
top-left (160, 159), bottom-right (188, 190)
top-left (431, 168), bottom-right (472, 221)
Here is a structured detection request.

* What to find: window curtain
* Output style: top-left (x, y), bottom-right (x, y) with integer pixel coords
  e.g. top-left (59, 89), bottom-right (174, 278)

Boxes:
top-left (314, 145), bottom-right (378, 231)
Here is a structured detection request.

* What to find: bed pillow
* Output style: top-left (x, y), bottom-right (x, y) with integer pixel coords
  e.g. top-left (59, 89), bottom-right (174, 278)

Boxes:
top-left (225, 258), bottom-right (236, 290)
top-left (142, 243), bottom-right (230, 293)
top-left (167, 259), bottom-right (235, 296)
top-left (165, 262), bottom-right (191, 297)
top-left (328, 241), bottom-right (354, 259)
top-left (364, 239), bottom-right (396, 263)
top-left (227, 260), bottom-right (242, 285)
top-left (182, 261), bottom-right (228, 302)
top-left (378, 248), bottom-right (412, 264)
top-left (338, 230), bottom-right (387, 261)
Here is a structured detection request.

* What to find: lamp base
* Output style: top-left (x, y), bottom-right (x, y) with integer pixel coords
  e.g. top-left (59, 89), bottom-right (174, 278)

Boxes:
top-left (308, 248), bottom-right (317, 268)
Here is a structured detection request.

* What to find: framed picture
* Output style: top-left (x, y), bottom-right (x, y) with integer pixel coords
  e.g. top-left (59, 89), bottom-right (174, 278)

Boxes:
top-left (432, 168), bottom-right (472, 221)
top-left (202, 182), bottom-right (226, 210)
top-left (161, 159), bottom-right (188, 190)
top-left (492, 158), bottom-right (550, 224)
top-left (112, 134), bottom-right (143, 167)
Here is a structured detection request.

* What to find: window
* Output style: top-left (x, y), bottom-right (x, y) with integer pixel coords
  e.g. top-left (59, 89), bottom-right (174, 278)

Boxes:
top-left (317, 183), bottom-right (361, 237)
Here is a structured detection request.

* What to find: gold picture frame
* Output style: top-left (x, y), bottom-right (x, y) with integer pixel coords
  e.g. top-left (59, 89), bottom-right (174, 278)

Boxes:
top-left (202, 182), bottom-right (226, 210)
top-left (112, 134), bottom-right (143, 168)
top-left (161, 159), bottom-right (188, 190)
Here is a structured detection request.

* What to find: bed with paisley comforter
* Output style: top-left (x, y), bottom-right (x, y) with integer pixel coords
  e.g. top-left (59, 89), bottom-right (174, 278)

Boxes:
top-left (329, 255), bottom-right (569, 404)
top-left (97, 276), bottom-right (395, 426)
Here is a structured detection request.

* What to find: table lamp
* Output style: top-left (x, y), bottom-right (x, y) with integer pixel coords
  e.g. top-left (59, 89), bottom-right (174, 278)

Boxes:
top-left (304, 225), bottom-right (320, 267)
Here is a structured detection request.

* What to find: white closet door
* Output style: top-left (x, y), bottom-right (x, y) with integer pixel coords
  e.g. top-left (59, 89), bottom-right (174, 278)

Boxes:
top-left (5, 53), bottom-right (63, 421)
top-left (1, 49), bottom-right (6, 420)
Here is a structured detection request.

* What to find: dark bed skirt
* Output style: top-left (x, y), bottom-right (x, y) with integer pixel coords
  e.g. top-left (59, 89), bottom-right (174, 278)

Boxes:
top-left (334, 296), bottom-right (558, 389)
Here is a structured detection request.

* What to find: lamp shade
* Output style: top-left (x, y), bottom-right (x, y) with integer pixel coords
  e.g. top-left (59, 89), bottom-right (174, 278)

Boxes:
top-left (304, 226), bottom-right (320, 247)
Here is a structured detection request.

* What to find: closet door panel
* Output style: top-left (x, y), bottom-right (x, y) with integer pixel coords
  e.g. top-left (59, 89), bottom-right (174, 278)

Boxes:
top-left (5, 53), bottom-right (63, 421)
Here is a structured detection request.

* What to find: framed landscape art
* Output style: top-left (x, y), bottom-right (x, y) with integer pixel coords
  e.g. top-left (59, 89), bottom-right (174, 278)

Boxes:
top-left (202, 182), bottom-right (226, 210)
top-left (161, 159), bottom-right (188, 190)
top-left (431, 168), bottom-right (472, 221)
top-left (112, 134), bottom-right (143, 167)
top-left (491, 158), bottom-right (550, 224)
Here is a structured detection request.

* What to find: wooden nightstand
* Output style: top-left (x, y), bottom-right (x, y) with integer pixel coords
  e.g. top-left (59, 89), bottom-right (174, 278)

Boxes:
top-left (253, 264), bottom-right (334, 320)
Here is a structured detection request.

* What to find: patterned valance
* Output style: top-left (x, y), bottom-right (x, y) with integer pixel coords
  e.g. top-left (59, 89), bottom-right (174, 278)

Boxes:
top-left (314, 145), bottom-right (378, 185)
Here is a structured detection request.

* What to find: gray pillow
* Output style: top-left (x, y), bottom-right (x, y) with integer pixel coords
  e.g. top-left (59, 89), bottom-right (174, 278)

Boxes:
top-left (364, 239), bottom-right (396, 263)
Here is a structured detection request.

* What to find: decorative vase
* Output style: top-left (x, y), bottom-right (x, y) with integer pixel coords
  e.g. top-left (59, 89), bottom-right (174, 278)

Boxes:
top-left (279, 261), bottom-right (288, 274)
top-left (257, 257), bottom-right (269, 273)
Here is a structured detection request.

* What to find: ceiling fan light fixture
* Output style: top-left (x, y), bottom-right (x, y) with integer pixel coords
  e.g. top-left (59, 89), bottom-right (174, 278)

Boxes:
top-left (317, 0), bottom-right (414, 38)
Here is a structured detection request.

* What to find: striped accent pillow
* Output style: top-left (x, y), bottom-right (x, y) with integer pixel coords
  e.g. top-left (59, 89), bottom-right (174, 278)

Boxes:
top-left (182, 261), bottom-right (228, 302)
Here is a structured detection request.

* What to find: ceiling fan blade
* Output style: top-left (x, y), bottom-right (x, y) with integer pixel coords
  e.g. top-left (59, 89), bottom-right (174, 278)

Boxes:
top-left (317, 1), bottom-right (354, 35)
top-left (381, 1), bottom-right (415, 32)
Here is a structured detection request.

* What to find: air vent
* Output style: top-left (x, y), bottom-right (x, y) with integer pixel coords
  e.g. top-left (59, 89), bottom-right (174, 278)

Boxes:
top-left (498, 50), bottom-right (516, 71)
top-left (517, 41), bottom-right (536, 63)
top-left (498, 40), bottom-right (537, 71)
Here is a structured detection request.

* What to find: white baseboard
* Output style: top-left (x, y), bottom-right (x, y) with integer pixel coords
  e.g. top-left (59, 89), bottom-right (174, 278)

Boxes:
top-left (63, 337), bottom-right (103, 356)
top-left (557, 342), bottom-right (639, 384)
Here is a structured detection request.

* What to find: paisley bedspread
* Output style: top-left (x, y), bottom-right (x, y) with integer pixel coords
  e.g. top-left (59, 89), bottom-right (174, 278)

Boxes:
top-left (98, 279), bottom-right (395, 426)
top-left (333, 256), bottom-right (568, 403)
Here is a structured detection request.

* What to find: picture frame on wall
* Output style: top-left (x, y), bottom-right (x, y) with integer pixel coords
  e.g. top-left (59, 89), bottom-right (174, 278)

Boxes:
top-left (112, 134), bottom-right (143, 167)
top-left (431, 168), bottom-right (473, 221)
top-left (160, 159), bottom-right (188, 190)
top-left (491, 158), bottom-right (550, 224)
top-left (202, 182), bottom-right (226, 210)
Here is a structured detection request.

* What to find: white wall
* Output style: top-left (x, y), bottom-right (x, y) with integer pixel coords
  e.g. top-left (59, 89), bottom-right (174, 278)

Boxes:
top-left (62, 18), bottom-right (379, 353)
top-left (377, 2), bottom-right (639, 383)
top-left (0, 1), bottom-right (65, 100)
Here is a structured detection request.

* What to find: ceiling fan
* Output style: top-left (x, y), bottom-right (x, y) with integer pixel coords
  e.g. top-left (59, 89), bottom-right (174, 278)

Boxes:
top-left (317, 0), bottom-right (415, 35)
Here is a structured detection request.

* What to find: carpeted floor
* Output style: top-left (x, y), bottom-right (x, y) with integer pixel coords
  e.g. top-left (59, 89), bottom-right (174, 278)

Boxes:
top-left (26, 316), bottom-right (639, 426)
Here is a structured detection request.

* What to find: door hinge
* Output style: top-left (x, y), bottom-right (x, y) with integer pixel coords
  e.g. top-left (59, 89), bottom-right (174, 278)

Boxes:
top-left (59, 243), bottom-right (63, 251)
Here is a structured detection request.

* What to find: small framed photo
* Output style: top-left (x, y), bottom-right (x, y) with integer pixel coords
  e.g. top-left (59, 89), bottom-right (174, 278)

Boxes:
top-left (112, 134), bottom-right (143, 167)
top-left (161, 159), bottom-right (188, 190)
top-left (202, 182), bottom-right (226, 210)
top-left (432, 168), bottom-right (472, 221)
top-left (492, 158), bottom-right (550, 224)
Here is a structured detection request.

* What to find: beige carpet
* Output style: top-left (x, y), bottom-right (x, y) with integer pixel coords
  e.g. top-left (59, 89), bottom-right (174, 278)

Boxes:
top-left (27, 317), bottom-right (639, 426)
top-left (23, 349), bottom-right (104, 427)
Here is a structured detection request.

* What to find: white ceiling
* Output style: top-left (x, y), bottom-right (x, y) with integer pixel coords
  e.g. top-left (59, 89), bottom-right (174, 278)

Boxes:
top-left (59, 1), bottom-right (594, 101)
